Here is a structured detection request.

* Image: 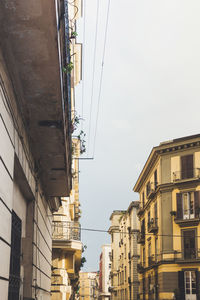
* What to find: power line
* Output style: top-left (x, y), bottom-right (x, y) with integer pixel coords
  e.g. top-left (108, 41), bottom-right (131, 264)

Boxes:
top-left (92, 0), bottom-right (111, 157)
top-left (87, 0), bottom-right (100, 156)
top-left (53, 224), bottom-right (200, 238)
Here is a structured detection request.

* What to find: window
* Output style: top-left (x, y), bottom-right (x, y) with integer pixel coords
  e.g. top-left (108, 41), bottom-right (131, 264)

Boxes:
top-left (154, 169), bottom-right (158, 189)
top-left (183, 193), bottom-right (194, 219)
top-left (155, 238), bottom-right (158, 262)
top-left (143, 247), bottom-right (146, 266)
top-left (143, 277), bottom-right (146, 300)
top-left (154, 203), bottom-right (157, 226)
top-left (8, 211), bottom-right (22, 300)
top-left (141, 219), bottom-right (145, 236)
top-left (184, 271), bottom-right (196, 296)
top-left (181, 154), bottom-right (193, 179)
top-left (176, 191), bottom-right (200, 220)
top-left (142, 192), bottom-right (145, 208)
top-left (148, 242), bottom-right (151, 258)
top-left (148, 275), bottom-right (151, 295)
top-left (179, 270), bottom-right (197, 299)
top-left (183, 230), bottom-right (196, 259)
top-left (146, 181), bottom-right (151, 197)
top-left (148, 211), bottom-right (151, 229)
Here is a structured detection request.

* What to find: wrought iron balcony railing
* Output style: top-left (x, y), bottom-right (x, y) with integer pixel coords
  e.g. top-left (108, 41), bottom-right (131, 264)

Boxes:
top-left (52, 221), bottom-right (81, 241)
top-left (172, 168), bottom-right (200, 181)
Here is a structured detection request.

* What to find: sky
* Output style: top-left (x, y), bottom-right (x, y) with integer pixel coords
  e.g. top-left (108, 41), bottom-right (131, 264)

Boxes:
top-left (74, 0), bottom-right (200, 271)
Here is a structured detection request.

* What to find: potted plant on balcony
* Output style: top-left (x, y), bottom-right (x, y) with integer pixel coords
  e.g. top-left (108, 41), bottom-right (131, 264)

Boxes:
top-left (170, 211), bottom-right (177, 217)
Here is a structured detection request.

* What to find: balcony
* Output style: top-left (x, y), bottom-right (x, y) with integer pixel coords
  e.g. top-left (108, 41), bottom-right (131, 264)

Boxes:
top-left (53, 221), bottom-right (81, 241)
top-left (146, 182), bottom-right (157, 200)
top-left (174, 214), bottom-right (200, 227)
top-left (137, 232), bottom-right (145, 244)
top-left (52, 221), bottom-right (82, 251)
top-left (137, 263), bottom-right (145, 273)
top-left (149, 250), bottom-right (200, 264)
top-left (148, 218), bottom-right (158, 234)
top-left (172, 168), bottom-right (200, 183)
top-left (0, 0), bottom-right (72, 198)
top-left (137, 206), bottom-right (145, 217)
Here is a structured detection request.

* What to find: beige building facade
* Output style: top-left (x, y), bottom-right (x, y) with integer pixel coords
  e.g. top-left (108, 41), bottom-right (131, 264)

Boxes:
top-left (109, 202), bottom-right (139, 300)
top-left (99, 245), bottom-right (111, 300)
top-left (134, 134), bottom-right (200, 300)
top-left (79, 272), bottom-right (99, 300)
top-left (50, 0), bottom-right (83, 298)
top-left (51, 139), bottom-right (82, 300)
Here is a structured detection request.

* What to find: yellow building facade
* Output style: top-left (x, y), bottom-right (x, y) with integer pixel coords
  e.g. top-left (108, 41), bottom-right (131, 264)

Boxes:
top-left (79, 272), bottom-right (99, 300)
top-left (51, 0), bottom-right (82, 298)
top-left (51, 139), bottom-right (82, 300)
top-left (134, 134), bottom-right (200, 300)
top-left (109, 202), bottom-right (139, 300)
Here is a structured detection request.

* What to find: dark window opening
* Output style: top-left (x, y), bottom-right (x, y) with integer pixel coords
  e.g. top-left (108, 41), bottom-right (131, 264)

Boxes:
top-left (183, 230), bottom-right (196, 259)
top-left (8, 211), bottom-right (22, 300)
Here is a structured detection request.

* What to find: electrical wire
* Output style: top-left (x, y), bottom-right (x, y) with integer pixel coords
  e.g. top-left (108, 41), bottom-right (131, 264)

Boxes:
top-left (54, 224), bottom-right (200, 238)
top-left (87, 0), bottom-right (100, 156)
top-left (92, 0), bottom-right (111, 157)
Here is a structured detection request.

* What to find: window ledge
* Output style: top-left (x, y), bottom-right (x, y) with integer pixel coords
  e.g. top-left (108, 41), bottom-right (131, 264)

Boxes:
top-left (174, 218), bottom-right (200, 227)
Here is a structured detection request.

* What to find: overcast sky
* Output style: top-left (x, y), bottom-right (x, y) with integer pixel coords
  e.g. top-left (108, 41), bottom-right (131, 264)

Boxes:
top-left (74, 0), bottom-right (200, 271)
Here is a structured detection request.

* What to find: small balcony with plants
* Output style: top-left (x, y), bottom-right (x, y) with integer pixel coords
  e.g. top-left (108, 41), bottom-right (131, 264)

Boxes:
top-left (148, 218), bottom-right (158, 234)
top-left (137, 231), bottom-right (145, 245)
top-left (146, 181), bottom-right (158, 201)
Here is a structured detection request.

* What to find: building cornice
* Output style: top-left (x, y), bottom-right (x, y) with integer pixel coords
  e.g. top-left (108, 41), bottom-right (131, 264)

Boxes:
top-left (134, 135), bottom-right (200, 193)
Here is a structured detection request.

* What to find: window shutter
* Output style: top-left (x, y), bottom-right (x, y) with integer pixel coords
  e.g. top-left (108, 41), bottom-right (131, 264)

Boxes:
top-left (176, 193), bottom-right (182, 219)
top-left (196, 271), bottom-right (199, 299)
top-left (154, 203), bottom-right (157, 225)
top-left (178, 271), bottom-right (185, 300)
top-left (181, 155), bottom-right (193, 179)
top-left (194, 191), bottom-right (200, 219)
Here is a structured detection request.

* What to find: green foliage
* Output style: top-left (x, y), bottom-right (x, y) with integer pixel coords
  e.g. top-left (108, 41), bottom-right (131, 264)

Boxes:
top-left (80, 256), bottom-right (86, 268)
top-left (77, 130), bottom-right (86, 154)
top-left (63, 62), bottom-right (74, 74)
top-left (82, 245), bottom-right (87, 253)
top-left (71, 31), bottom-right (78, 38)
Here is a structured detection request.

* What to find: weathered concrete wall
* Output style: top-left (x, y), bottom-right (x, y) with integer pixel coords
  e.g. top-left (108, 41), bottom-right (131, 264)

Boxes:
top-left (0, 47), bottom-right (53, 300)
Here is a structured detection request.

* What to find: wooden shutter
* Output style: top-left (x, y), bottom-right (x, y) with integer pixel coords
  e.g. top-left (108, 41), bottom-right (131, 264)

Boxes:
top-left (181, 155), bottom-right (193, 179)
top-left (194, 191), bottom-right (200, 219)
top-left (154, 203), bottom-right (157, 225)
top-left (178, 271), bottom-right (185, 300)
top-left (176, 193), bottom-right (183, 219)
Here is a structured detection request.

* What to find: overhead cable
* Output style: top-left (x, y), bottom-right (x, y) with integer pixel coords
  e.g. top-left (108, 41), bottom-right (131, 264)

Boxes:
top-left (87, 0), bottom-right (100, 156)
top-left (92, 0), bottom-right (111, 157)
